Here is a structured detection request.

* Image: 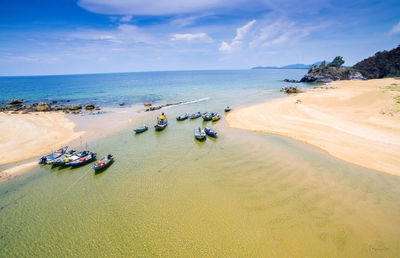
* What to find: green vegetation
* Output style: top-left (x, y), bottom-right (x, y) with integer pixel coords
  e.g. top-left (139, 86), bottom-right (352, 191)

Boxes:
top-left (328, 56), bottom-right (345, 68)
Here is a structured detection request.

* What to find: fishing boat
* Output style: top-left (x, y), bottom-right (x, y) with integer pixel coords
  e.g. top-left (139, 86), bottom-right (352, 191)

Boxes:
top-left (134, 125), bottom-right (148, 134)
top-left (204, 127), bottom-right (218, 138)
top-left (189, 112), bottom-right (201, 119)
top-left (224, 106), bottom-right (231, 112)
top-left (48, 150), bottom-right (76, 166)
top-left (212, 113), bottom-right (221, 121)
top-left (194, 127), bottom-right (206, 141)
top-left (54, 150), bottom-right (90, 167)
top-left (92, 154), bottom-right (114, 172)
top-left (176, 113), bottom-right (189, 121)
top-left (66, 151), bottom-right (96, 167)
top-left (202, 112), bottom-right (213, 121)
top-left (38, 146), bottom-right (68, 165)
top-left (154, 113), bottom-right (168, 130)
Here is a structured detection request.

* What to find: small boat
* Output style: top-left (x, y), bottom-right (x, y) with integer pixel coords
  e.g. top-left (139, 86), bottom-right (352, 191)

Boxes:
top-left (92, 154), bottom-right (114, 172)
top-left (66, 151), bottom-right (96, 167)
top-left (176, 113), bottom-right (189, 121)
top-left (194, 127), bottom-right (206, 141)
top-left (224, 106), bottom-right (231, 112)
top-left (212, 113), bottom-right (221, 121)
top-left (48, 150), bottom-right (76, 166)
top-left (39, 146), bottom-right (68, 165)
top-left (189, 112), bottom-right (201, 119)
top-left (155, 113), bottom-right (168, 131)
top-left (134, 125), bottom-right (148, 134)
top-left (54, 150), bottom-right (90, 167)
top-left (204, 127), bottom-right (218, 138)
top-left (202, 112), bottom-right (213, 121)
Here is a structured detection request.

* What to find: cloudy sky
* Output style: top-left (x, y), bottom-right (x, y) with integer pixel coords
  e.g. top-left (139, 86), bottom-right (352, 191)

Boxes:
top-left (0, 0), bottom-right (399, 76)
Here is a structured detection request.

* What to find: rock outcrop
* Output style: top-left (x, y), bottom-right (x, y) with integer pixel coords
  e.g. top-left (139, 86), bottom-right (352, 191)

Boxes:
top-left (36, 102), bottom-right (51, 111)
top-left (353, 45), bottom-right (400, 79)
top-left (300, 66), bottom-right (364, 83)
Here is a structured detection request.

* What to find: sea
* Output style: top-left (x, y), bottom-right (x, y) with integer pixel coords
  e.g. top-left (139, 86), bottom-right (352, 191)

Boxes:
top-left (0, 70), bottom-right (400, 257)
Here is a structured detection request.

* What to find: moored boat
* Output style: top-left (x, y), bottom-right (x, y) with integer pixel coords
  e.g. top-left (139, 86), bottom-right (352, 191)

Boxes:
top-left (189, 112), bottom-right (201, 119)
top-left (224, 106), bottom-right (231, 112)
top-left (176, 113), bottom-right (189, 121)
top-left (212, 113), bottom-right (221, 121)
top-left (66, 151), bottom-right (96, 167)
top-left (194, 127), bottom-right (206, 141)
top-left (92, 154), bottom-right (114, 172)
top-left (202, 112), bottom-right (213, 121)
top-left (204, 127), bottom-right (218, 138)
top-left (134, 125), bottom-right (148, 134)
top-left (39, 146), bottom-right (68, 165)
top-left (54, 150), bottom-right (90, 167)
top-left (155, 113), bottom-right (168, 130)
top-left (48, 150), bottom-right (76, 166)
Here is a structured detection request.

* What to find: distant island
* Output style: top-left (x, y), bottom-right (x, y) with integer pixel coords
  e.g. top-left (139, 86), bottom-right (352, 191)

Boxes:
top-left (252, 62), bottom-right (322, 70)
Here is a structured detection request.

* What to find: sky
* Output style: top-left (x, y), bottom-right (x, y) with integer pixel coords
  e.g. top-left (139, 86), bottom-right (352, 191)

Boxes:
top-left (0, 0), bottom-right (399, 76)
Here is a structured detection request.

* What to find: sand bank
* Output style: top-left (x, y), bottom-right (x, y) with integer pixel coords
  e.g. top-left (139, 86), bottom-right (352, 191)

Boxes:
top-left (0, 112), bottom-right (84, 180)
top-left (226, 78), bottom-right (400, 176)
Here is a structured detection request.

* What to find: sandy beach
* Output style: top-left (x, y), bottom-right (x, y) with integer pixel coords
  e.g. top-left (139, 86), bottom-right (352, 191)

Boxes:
top-left (227, 78), bottom-right (400, 176)
top-left (0, 112), bottom-right (85, 180)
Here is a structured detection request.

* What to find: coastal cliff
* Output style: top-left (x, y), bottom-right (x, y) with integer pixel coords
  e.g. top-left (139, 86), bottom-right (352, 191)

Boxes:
top-left (353, 45), bottom-right (400, 79)
top-left (300, 45), bottom-right (400, 83)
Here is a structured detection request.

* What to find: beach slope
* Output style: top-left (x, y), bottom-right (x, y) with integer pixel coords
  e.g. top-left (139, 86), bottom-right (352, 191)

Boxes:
top-left (0, 112), bottom-right (84, 166)
top-left (226, 78), bottom-right (400, 176)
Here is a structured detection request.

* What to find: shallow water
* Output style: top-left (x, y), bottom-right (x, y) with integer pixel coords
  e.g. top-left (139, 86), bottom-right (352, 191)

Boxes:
top-left (1, 70), bottom-right (400, 256)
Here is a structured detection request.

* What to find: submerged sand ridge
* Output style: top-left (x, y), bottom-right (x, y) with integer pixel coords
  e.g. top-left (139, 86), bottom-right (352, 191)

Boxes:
top-left (227, 78), bottom-right (400, 176)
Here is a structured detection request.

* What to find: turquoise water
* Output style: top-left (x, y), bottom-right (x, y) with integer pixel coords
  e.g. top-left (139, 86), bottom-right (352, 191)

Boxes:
top-left (0, 69), bottom-right (306, 107)
top-left (1, 70), bottom-right (400, 256)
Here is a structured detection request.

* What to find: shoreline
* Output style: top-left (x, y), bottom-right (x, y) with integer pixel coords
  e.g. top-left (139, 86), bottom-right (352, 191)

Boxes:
top-left (0, 105), bottom-right (151, 182)
top-left (226, 78), bottom-right (400, 176)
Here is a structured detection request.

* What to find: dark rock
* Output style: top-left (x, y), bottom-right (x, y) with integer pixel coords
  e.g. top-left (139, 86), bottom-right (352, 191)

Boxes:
top-left (280, 86), bottom-right (302, 94)
top-left (7, 99), bottom-right (25, 105)
top-left (95, 106), bottom-right (101, 110)
top-left (144, 102), bottom-right (152, 107)
top-left (51, 100), bottom-right (58, 105)
top-left (353, 45), bottom-right (400, 79)
top-left (84, 103), bottom-right (95, 110)
top-left (283, 79), bottom-right (301, 83)
top-left (36, 102), bottom-right (51, 112)
top-left (300, 66), bottom-right (364, 83)
top-left (119, 102), bottom-right (125, 106)
top-left (52, 105), bottom-right (64, 111)
top-left (66, 104), bottom-right (82, 111)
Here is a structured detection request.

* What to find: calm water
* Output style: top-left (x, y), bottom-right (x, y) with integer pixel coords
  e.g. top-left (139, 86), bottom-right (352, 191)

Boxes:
top-left (1, 70), bottom-right (400, 257)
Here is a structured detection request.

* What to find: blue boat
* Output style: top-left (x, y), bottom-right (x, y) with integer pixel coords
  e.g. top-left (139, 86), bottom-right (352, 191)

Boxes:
top-left (204, 127), bottom-right (218, 138)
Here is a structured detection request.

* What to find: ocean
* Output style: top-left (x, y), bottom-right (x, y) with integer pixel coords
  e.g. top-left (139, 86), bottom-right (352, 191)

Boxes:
top-left (1, 69), bottom-right (400, 257)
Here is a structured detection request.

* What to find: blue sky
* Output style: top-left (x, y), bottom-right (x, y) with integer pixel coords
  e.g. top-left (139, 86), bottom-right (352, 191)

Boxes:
top-left (0, 0), bottom-right (399, 75)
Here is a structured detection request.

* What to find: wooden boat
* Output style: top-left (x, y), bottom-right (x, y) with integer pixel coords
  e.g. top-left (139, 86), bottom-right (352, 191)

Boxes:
top-left (66, 151), bottom-right (96, 167)
top-left (212, 113), bottom-right (221, 121)
top-left (189, 112), bottom-right (201, 119)
top-left (224, 106), bottom-right (231, 112)
top-left (194, 127), bottom-right (206, 141)
top-left (155, 114), bottom-right (168, 131)
top-left (48, 150), bottom-right (76, 166)
top-left (134, 125), bottom-right (148, 134)
top-left (204, 127), bottom-right (218, 138)
top-left (92, 154), bottom-right (114, 172)
top-left (39, 146), bottom-right (68, 165)
top-left (202, 112), bottom-right (213, 121)
top-left (54, 150), bottom-right (90, 166)
top-left (176, 113), bottom-right (189, 121)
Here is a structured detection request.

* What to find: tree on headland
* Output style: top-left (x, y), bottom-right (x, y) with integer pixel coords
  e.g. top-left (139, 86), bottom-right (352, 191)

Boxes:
top-left (319, 60), bottom-right (326, 68)
top-left (328, 56), bottom-right (345, 68)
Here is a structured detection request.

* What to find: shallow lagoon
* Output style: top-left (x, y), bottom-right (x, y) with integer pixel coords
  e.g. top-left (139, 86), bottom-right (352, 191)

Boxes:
top-left (1, 70), bottom-right (400, 256)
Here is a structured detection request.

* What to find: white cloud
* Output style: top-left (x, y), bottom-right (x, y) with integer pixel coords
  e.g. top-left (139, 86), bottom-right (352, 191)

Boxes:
top-left (219, 20), bottom-right (256, 53)
top-left (171, 33), bottom-right (211, 42)
top-left (78, 0), bottom-right (246, 15)
top-left (120, 15), bottom-right (132, 22)
top-left (218, 42), bottom-right (232, 52)
top-left (388, 21), bottom-right (400, 35)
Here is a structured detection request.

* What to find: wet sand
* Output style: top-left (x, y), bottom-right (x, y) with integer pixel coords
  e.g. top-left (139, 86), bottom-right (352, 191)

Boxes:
top-left (226, 78), bottom-right (400, 176)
